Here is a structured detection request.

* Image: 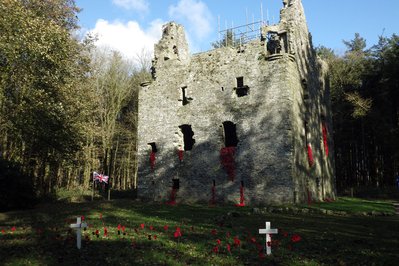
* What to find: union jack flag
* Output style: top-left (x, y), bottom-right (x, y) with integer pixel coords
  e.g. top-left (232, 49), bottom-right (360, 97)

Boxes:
top-left (93, 172), bottom-right (109, 183)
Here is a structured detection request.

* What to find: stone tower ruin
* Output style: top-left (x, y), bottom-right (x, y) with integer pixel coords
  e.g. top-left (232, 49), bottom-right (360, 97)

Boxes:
top-left (137, 0), bottom-right (336, 205)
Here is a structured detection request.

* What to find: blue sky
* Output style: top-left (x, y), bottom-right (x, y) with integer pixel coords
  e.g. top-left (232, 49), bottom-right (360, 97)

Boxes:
top-left (75, 0), bottom-right (399, 59)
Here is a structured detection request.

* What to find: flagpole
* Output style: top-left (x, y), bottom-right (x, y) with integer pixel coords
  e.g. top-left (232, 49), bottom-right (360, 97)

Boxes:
top-left (92, 172), bottom-right (95, 201)
top-left (108, 177), bottom-right (111, 201)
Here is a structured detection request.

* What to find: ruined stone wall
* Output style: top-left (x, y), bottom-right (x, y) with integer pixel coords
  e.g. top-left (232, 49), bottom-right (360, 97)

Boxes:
top-left (137, 0), bottom-right (336, 205)
top-left (278, 0), bottom-right (336, 201)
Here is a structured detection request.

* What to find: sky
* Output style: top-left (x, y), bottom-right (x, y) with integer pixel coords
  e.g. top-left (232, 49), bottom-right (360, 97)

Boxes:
top-left (75, 0), bottom-right (399, 60)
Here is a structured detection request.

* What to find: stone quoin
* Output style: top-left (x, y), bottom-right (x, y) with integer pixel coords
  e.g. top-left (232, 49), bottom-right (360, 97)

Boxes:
top-left (137, 0), bottom-right (336, 205)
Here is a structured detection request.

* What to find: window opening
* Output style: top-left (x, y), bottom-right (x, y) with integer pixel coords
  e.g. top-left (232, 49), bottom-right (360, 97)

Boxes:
top-left (179, 86), bottom-right (192, 105)
top-left (235, 77), bottom-right (250, 97)
top-left (237, 77), bottom-right (244, 88)
top-left (172, 179), bottom-right (180, 190)
top-left (267, 32), bottom-right (282, 55)
top-left (148, 142), bottom-right (157, 153)
top-left (223, 121), bottom-right (239, 147)
top-left (302, 79), bottom-right (309, 100)
top-left (179, 124), bottom-right (195, 151)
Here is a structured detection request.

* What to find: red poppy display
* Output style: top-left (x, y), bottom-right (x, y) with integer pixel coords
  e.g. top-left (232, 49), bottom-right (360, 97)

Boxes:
top-left (174, 227), bottom-right (182, 238)
top-left (307, 144), bottom-right (314, 167)
top-left (233, 236), bottom-right (241, 247)
top-left (291, 234), bottom-right (301, 243)
top-left (235, 184), bottom-right (245, 207)
top-left (167, 188), bottom-right (177, 205)
top-left (220, 147), bottom-right (236, 181)
top-left (177, 149), bottom-right (183, 162)
top-left (322, 123), bottom-right (329, 156)
top-left (149, 151), bottom-right (156, 170)
top-left (212, 246), bottom-right (219, 253)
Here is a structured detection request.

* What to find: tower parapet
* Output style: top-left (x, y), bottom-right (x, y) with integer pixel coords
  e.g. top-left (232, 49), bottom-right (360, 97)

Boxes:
top-left (153, 22), bottom-right (190, 70)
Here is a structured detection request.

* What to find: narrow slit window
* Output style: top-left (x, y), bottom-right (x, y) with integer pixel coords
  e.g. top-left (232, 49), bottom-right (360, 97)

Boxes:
top-left (223, 121), bottom-right (239, 147)
top-left (235, 77), bottom-right (249, 97)
top-left (302, 79), bottom-right (309, 100)
top-left (237, 77), bottom-right (244, 88)
top-left (179, 86), bottom-right (192, 105)
top-left (172, 179), bottom-right (180, 190)
top-left (148, 142), bottom-right (158, 152)
top-left (179, 124), bottom-right (195, 151)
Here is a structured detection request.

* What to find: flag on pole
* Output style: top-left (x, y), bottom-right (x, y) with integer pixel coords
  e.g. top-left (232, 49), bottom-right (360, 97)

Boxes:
top-left (93, 172), bottom-right (109, 184)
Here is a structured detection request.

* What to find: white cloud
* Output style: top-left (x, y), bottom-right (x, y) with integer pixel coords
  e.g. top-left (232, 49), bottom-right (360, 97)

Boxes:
top-left (90, 19), bottom-right (164, 61)
top-left (168, 0), bottom-right (213, 39)
top-left (112, 0), bottom-right (149, 12)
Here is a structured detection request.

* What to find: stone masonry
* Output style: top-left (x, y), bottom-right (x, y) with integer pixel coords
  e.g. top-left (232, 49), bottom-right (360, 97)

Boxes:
top-left (137, 0), bottom-right (336, 205)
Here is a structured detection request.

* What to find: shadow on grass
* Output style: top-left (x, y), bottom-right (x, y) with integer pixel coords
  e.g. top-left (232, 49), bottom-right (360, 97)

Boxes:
top-left (1, 200), bottom-right (399, 265)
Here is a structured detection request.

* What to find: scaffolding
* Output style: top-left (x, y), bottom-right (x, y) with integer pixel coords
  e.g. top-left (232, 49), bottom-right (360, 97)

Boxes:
top-left (215, 20), bottom-right (265, 48)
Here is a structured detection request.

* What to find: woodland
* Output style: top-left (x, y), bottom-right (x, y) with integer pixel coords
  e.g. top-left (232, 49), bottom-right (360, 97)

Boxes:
top-left (0, 0), bottom-right (398, 210)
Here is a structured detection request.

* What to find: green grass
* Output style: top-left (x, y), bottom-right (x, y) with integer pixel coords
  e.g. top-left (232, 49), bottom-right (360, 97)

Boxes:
top-left (0, 198), bottom-right (398, 265)
top-left (299, 197), bottom-right (396, 214)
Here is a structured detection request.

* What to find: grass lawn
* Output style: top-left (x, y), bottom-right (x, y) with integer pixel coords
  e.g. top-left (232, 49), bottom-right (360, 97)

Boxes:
top-left (299, 197), bottom-right (397, 214)
top-left (0, 198), bottom-right (398, 266)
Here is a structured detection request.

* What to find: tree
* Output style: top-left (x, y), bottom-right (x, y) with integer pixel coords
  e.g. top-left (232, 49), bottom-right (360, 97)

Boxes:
top-left (327, 33), bottom-right (399, 190)
top-left (86, 49), bottom-right (149, 190)
top-left (0, 0), bottom-right (91, 195)
top-left (134, 48), bottom-right (152, 72)
top-left (0, 0), bottom-right (152, 200)
top-left (316, 45), bottom-right (336, 61)
top-left (343, 33), bottom-right (367, 53)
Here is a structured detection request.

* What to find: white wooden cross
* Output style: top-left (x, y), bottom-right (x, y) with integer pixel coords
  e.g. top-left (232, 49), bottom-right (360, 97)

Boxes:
top-left (70, 217), bottom-right (88, 249)
top-left (259, 222), bottom-right (278, 255)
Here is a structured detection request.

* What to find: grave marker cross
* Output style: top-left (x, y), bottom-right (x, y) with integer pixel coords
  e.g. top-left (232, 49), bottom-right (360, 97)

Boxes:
top-left (259, 221), bottom-right (278, 255)
top-left (70, 217), bottom-right (88, 249)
